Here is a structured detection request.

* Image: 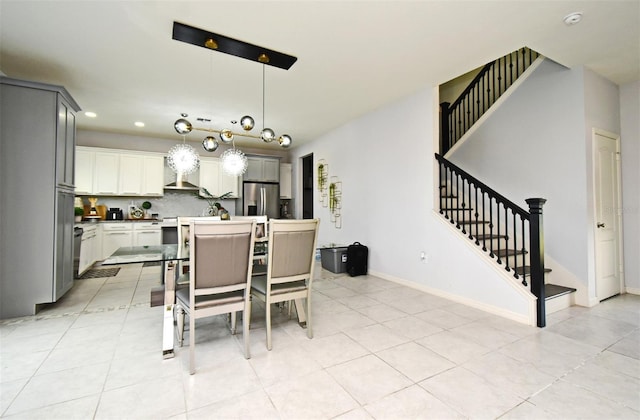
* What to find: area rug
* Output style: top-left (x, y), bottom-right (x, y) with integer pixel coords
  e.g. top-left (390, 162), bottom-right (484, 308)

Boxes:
top-left (78, 267), bottom-right (120, 279)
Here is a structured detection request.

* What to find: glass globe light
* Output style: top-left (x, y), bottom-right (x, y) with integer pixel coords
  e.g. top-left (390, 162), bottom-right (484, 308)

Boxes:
top-left (174, 118), bottom-right (193, 135)
top-left (220, 148), bottom-right (248, 176)
top-left (167, 143), bottom-right (200, 174)
top-left (219, 129), bottom-right (234, 143)
top-left (261, 128), bottom-right (275, 143)
top-left (240, 115), bottom-right (255, 131)
top-left (202, 136), bottom-right (219, 152)
top-left (278, 134), bottom-right (292, 148)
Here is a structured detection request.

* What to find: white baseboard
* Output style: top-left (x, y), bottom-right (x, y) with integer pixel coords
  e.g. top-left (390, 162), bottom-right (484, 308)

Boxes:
top-left (369, 269), bottom-right (533, 325)
top-left (625, 287), bottom-right (640, 295)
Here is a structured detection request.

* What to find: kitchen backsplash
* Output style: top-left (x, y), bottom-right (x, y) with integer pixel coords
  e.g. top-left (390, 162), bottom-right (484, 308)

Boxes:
top-left (76, 192), bottom-right (237, 219)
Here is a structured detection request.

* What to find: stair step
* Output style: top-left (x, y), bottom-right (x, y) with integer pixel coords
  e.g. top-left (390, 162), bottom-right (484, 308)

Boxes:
top-left (458, 220), bottom-right (490, 225)
top-left (495, 249), bottom-right (527, 258)
top-left (474, 234), bottom-right (508, 240)
top-left (514, 266), bottom-right (552, 276)
top-left (545, 283), bottom-right (576, 300)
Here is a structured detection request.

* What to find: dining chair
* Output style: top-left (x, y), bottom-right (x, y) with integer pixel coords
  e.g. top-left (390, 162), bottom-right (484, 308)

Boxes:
top-left (175, 219), bottom-right (256, 374)
top-left (251, 219), bottom-right (319, 351)
top-left (231, 215), bottom-right (269, 275)
top-left (176, 216), bottom-right (220, 287)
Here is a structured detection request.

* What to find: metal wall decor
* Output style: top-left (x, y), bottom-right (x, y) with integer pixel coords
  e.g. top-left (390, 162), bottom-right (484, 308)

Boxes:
top-left (317, 159), bottom-right (328, 207)
top-left (329, 176), bottom-right (342, 229)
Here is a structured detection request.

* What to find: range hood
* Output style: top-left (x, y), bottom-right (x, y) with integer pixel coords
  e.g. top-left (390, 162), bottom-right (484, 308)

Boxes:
top-left (164, 173), bottom-right (200, 191)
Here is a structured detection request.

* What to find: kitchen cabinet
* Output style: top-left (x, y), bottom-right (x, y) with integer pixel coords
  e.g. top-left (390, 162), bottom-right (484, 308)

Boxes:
top-left (79, 224), bottom-right (98, 275)
top-left (280, 163), bottom-right (292, 199)
top-left (76, 147), bottom-right (164, 196)
top-left (245, 157), bottom-right (280, 182)
top-left (94, 150), bottom-right (120, 194)
top-left (75, 148), bottom-right (95, 194)
top-left (102, 223), bottom-right (134, 259)
top-left (0, 77), bottom-right (80, 318)
top-left (133, 222), bottom-right (162, 246)
top-left (199, 157), bottom-right (239, 198)
top-left (101, 222), bottom-right (161, 259)
top-left (119, 153), bottom-right (164, 196)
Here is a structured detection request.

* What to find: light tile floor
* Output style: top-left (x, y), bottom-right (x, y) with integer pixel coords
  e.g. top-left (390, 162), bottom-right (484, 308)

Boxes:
top-left (1, 264), bottom-right (638, 419)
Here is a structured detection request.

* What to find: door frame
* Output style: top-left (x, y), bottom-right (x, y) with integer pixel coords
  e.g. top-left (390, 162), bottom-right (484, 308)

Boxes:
top-left (591, 128), bottom-right (625, 301)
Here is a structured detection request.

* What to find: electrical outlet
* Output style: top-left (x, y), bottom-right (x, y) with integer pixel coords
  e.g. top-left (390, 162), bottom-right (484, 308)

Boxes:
top-left (420, 251), bottom-right (429, 264)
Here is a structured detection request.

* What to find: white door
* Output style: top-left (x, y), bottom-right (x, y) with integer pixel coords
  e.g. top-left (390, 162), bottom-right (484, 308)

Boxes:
top-left (593, 131), bottom-right (622, 301)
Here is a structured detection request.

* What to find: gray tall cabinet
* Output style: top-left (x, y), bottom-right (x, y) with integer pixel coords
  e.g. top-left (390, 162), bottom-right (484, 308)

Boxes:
top-left (0, 77), bottom-right (80, 318)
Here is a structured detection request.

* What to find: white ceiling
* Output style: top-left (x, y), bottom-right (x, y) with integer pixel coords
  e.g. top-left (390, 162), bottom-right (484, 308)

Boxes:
top-left (1, 1), bottom-right (638, 150)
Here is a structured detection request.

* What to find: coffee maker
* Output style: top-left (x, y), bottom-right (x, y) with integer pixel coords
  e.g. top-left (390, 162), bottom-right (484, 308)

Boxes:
top-left (106, 208), bottom-right (124, 220)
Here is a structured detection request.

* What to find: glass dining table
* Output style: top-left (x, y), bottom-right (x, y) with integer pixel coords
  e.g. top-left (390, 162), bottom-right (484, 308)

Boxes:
top-left (102, 241), bottom-right (308, 359)
top-left (102, 244), bottom-right (188, 359)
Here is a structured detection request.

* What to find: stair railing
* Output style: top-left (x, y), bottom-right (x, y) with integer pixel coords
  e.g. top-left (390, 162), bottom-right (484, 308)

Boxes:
top-left (440, 47), bottom-right (540, 154)
top-left (435, 153), bottom-right (547, 327)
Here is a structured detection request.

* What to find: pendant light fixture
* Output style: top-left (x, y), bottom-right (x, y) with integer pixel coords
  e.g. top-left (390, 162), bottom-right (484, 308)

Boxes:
top-left (170, 23), bottom-right (295, 176)
top-left (167, 116), bottom-right (200, 175)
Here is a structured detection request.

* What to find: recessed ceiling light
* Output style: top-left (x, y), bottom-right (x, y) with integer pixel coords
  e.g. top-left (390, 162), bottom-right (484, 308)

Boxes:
top-left (134, 121), bottom-right (145, 127)
top-left (563, 12), bottom-right (583, 26)
top-left (84, 111), bottom-right (97, 118)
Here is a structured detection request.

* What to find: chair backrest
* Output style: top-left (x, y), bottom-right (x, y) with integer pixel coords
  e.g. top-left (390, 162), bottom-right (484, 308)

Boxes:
top-left (267, 219), bottom-right (319, 283)
top-left (178, 216), bottom-right (221, 247)
top-left (190, 220), bottom-right (256, 293)
top-left (231, 215), bottom-right (268, 241)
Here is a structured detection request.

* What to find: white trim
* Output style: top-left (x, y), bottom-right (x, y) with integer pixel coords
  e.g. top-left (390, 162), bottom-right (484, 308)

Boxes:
top-left (625, 287), bottom-right (640, 295)
top-left (444, 57), bottom-right (545, 158)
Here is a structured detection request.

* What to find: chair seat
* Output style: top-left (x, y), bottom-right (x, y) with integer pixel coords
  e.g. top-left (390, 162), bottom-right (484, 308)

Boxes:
top-left (176, 287), bottom-right (244, 309)
top-left (251, 275), bottom-right (307, 296)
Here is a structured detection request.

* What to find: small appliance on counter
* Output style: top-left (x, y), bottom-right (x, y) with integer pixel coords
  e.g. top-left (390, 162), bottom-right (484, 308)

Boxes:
top-left (83, 197), bottom-right (104, 222)
top-left (106, 207), bottom-right (124, 220)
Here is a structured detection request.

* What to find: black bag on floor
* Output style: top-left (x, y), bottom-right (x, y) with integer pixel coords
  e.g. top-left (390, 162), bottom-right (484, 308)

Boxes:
top-left (346, 242), bottom-right (368, 277)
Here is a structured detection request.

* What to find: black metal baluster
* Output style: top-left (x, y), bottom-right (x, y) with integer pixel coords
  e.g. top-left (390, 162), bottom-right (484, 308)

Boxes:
top-left (505, 208), bottom-right (512, 272)
top-left (521, 217), bottom-right (527, 286)
top-left (482, 190), bottom-right (487, 251)
top-left (489, 197), bottom-right (495, 258)
top-left (496, 202), bottom-right (502, 264)
top-left (456, 173), bottom-right (461, 230)
top-left (512, 209), bottom-right (518, 277)
top-left (474, 184), bottom-right (480, 245)
top-left (467, 179), bottom-right (473, 239)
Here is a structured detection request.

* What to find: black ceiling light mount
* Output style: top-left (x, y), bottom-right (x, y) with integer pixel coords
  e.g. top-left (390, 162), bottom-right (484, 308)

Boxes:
top-left (172, 21), bottom-right (297, 70)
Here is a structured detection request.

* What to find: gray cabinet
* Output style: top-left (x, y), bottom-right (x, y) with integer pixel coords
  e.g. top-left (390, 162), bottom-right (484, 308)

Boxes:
top-left (0, 77), bottom-right (80, 318)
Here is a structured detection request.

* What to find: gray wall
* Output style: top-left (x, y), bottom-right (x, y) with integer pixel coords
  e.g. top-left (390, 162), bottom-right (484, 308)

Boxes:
top-left (289, 88), bottom-right (535, 323)
top-left (620, 81), bottom-right (640, 293)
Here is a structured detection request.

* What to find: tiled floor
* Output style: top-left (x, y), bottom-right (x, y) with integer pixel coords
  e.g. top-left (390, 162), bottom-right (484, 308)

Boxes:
top-left (1, 264), bottom-right (638, 419)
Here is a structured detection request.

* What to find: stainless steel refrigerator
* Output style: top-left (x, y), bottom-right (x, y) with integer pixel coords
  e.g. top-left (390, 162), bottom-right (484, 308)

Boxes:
top-left (242, 182), bottom-right (280, 219)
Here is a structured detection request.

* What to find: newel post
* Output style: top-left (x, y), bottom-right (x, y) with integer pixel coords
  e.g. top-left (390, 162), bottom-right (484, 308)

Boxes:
top-left (526, 198), bottom-right (547, 327)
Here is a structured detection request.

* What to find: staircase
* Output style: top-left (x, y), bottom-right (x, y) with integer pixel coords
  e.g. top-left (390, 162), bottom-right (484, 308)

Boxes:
top-left (436, 47), bottom-right (576, 326)
top-left (440, 47), bottom-right (540, 154)
top-left (435, 154), bottom-right (576, 326)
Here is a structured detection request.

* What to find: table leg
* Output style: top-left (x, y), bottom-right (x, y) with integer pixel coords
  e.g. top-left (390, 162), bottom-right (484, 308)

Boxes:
top-left (163, 304), bottom-right (175, 359)
top-left (294, 298), bottom-right (307, 328)
top-left (162, 261), bottom-right (177, 359)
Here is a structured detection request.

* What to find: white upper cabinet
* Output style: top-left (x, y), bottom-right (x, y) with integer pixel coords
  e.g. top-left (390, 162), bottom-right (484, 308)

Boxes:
top-left (76, 147), bottom-right (164, 196)
top-left (280, 163), bottom-right (292, 199)
top-left (199, 157), bottom-right (239, 198)
top-left (75, 148), bottom-right (95, 194)
top-left (93, 150), bottom-right (120, 195)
